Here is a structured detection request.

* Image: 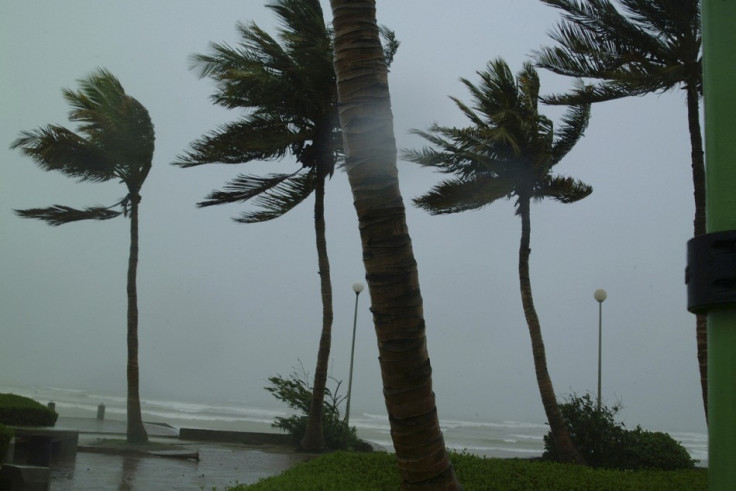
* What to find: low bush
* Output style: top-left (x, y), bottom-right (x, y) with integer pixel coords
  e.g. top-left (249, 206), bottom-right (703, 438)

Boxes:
top-left (0, 393), bottom-right (58, 427)
top-left (543, 393), bottom-right (694, 470)
top-left (265, 362), bottom-right (364, 451)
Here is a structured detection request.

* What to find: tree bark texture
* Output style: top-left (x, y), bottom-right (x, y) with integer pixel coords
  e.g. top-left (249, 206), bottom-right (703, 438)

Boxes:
top-left (126, 193), bottom-right (148, 443)
top-left (686, 82), bottom-right (708, 424)
top-left (518, 197), bottom-right (584, 465)
top-left (329, 1), bottom-right (459, 488)
top-left (301, 169), bottom-right (334, 451)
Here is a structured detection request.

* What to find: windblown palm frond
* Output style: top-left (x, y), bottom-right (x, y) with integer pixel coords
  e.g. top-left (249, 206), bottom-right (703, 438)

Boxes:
top-left (14, 205), bottom-right (122, 226)
top-left (174, 114), bottom-right (306, 167)
top-left (11, 126), bottom-right (113, 182)
top-left (413, 175), bottom-right (514, 215)
top-left (534, 175), bottom-right (592, 203)
top-left (198, 169), bottom-right (314, 223)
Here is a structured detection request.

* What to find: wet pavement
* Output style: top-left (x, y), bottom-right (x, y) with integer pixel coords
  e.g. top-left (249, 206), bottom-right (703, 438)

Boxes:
top-left (45, 418), bottom-right (315, 490)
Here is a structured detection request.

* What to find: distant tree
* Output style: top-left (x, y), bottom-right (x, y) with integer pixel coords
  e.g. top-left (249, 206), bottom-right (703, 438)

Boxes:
top-left (11, 68), bottom-right (154, 444)
top-left (533, 0), bottom-right (707, 419)
top-left (174, 0), bottom-right (397, 452)
top-left (404, 59), bottom-right (591, 465)
top-left (329, 0), bottom-right (460, 488)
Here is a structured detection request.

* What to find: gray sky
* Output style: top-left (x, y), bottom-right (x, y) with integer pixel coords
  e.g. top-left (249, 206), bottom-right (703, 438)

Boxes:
top-left (1, 1), bottom-right (704, 433)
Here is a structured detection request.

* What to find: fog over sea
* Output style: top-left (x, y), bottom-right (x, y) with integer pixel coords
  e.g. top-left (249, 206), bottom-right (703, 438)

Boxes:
top-left (1, 384), bottom-right (707, 466)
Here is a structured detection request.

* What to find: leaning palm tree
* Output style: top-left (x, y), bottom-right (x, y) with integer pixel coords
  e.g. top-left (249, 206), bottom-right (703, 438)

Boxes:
top-left (174, 0), bottom-right (337, 452)
top-left (533, 0), bottom-right (707, 419)
top-left (174, 0), bottom-right (397, 452)
top-left (11, 68), bottom-right (154, 444)
top-left (329, 0), bottom-right (459, 487)
top-left (404, 59), bottom-right (591, 465)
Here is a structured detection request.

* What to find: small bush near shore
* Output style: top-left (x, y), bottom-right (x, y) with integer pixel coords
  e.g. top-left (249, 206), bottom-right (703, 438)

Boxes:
top-left (543, 393), bottom-right (694, 470)
top-left (232, 451), bottom-right (707, 490)
top-left (265, 362), bottom-right (363, 451)
top-left (0, 393), bottom-right (58, 427)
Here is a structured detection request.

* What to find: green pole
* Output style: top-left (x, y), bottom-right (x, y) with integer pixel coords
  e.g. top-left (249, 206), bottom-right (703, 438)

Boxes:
top-left (702, 1), bottom-right (736, 488)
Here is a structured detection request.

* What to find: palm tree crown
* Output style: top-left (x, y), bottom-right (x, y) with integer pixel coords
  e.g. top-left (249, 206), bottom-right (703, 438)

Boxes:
top-left (405, 59), bottom-right (591, 214)
top-left (534, 0), bottom-right (701, 104)
top-left (12, 68), bottom-right (154, 223)
top-left (173, 0), bottom-right (339, 222)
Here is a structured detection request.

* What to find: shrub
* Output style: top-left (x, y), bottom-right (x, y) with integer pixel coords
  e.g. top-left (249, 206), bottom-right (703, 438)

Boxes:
top-left (265, 362), bottom-right (364, 451)
top-left (0, 393), bottom-right (58, 427)
top-left (0, 423), bottom-right (13, 462)
top-left (543, 393), bottom-right (693, 470)
top-left (622, 427), bottom-right (695, 471)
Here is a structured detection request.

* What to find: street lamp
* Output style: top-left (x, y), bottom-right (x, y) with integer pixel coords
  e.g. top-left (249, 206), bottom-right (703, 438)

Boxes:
top-left (345, 281), bottom-right (364, 426)
top-left (594, 288), bottom-right (607, 411)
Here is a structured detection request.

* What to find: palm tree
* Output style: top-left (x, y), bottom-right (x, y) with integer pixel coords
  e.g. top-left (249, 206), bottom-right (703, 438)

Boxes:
top-left (329, 0), bottom-right (460, 488)
top-left (173, 0), bottom-right (397, 452)
top-left (173, 0), bottom-right (337, 452)
top-left (11, 68), bottom-right (154, 444)
top-left (404, 59), bottom-right (591, 465)
top-left (533, 0), bottom-right (707, 419)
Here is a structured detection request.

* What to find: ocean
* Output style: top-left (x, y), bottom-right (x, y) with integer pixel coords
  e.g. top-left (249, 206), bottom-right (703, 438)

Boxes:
top-left (0, 384), bottom-right (708, 465)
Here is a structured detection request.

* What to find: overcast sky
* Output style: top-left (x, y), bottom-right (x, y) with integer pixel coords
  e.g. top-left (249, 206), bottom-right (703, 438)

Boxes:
top-left (0, 1), bottom-right (705, 434)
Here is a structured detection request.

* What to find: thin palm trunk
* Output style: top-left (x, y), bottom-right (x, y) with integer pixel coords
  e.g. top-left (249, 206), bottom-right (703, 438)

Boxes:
top-left (330, 0), bottom-right (459, 487)
top-left (686, 82), bottom-right (708, 423)
top-left (126, 193), bottom-right (148, 443)
top-left (518, 196), bottom-right (584, 465)
top-left (301, 169), bottom-right (333, 451)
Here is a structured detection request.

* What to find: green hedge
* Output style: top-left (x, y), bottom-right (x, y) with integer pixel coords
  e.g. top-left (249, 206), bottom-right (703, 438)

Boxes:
top-left (0, 393), bottom-right (58, 427)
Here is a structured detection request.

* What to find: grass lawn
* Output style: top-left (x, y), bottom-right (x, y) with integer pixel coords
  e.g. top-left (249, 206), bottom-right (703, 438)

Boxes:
top-left (233, 451), bottom-right (707, 490)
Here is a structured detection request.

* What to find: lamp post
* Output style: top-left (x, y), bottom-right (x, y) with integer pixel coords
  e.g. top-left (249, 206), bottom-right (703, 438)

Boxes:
top-left (345, 281), bottom-right (364, 426)
top-left (594, 289), bottom-right (607, 411)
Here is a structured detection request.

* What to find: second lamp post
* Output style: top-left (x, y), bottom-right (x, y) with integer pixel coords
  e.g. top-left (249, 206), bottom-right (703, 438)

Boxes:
top-left (345, 281), bottom-right (364, 426)
top-left (594, 288), bottom-right (607, 411)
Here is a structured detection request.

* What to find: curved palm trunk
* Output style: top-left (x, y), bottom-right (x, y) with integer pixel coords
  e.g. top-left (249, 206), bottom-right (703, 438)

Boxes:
top-left (301, 170), bottom-right (334, 451)
top-left (330, 1), bottom-right (459, 487)
top-left (126, 193), bottom-right (148, 443)
top-left (518, 197), bottom-right (584, 465)
top-left (686, 82), bottom-right (708, 423)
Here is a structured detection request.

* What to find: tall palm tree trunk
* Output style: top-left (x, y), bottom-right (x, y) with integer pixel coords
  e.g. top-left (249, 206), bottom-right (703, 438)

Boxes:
top-left (686, 82), bottom-right (708, 423)
top-left (518, 197), bottom-right (584, 465)
top-left (330, 1), bottom-right (459, 487)
top-left (126, 193), bottom-right (148, 443)
top-left (301, 170), bottom-right (334, 451)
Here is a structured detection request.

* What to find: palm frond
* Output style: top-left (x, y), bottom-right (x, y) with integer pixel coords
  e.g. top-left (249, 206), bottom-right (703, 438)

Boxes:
top-left (198, 169), bottom-right (314, 223)
top-left (413, 175), bottom-right (514, 215)
top-left (14, 204), bottom-right (122, 226)
top-left (10, 125), bottom-right (114, 182)
top-left (551, 81), bottom-right (591, 163)
top-left (534, 175), bottom-right (592, 204)
top-left (174, 113), bottom-right (307, 167)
